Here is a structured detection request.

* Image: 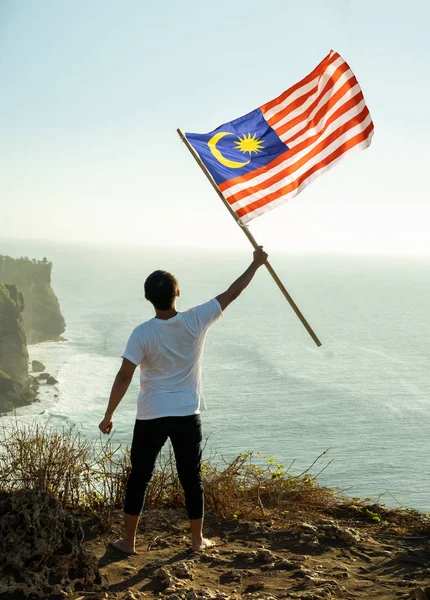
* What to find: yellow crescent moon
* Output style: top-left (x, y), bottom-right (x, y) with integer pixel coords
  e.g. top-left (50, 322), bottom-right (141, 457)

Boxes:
top-left (208, 132), bottom-right (250, 169)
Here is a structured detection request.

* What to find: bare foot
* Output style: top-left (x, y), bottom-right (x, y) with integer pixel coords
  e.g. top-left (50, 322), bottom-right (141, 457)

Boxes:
top-left (191, 537), bottom-right (215, 552)
top-left (110, 538), bottom-right (137, 555)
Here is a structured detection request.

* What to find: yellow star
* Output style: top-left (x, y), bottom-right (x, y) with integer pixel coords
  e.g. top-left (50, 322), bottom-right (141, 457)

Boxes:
top-left (234, 133), bottom-right (264, 156)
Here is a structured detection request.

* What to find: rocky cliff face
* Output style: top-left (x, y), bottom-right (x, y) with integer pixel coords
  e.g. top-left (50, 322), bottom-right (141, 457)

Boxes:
top-left (0, 283), bottom-right (28, 382)
top-left (0, 283), bottom-right (38, 413)
top-left (0, 255), bottom-right (65, 344)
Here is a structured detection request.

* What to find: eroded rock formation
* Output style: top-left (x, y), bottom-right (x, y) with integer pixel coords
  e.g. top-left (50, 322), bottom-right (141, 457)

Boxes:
top-left (0, 283), bottom-right (37, 413)
top-left (0, 283), bottom-right (28, 382)
top-left (0, 489), bottom-right (103, 597)
top-left (0, 255), bottom-right (65, 344)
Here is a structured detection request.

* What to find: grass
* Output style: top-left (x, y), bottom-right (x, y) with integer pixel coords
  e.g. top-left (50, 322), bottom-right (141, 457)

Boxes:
top-left (0, 419), bottom-right (426, 531)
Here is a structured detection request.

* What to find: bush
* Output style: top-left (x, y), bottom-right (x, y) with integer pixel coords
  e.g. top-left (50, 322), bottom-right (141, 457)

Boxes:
top-left (0, 420), bottom-right (337, 527)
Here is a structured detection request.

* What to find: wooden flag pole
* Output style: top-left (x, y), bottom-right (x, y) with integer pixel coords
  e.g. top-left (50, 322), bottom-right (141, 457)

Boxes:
top-left (177, 128), bottom-right (322, 348)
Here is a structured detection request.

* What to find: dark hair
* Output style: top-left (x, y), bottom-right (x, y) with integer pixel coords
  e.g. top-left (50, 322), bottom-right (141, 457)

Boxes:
top-left (144, 270), bottom-right (178, 310)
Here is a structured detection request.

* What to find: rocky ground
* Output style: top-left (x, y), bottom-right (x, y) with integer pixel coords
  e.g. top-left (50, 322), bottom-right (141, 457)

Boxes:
top-left (75, 507), bottom-right (430, 600)
top-left (2, 490), bottom-right (430, 600)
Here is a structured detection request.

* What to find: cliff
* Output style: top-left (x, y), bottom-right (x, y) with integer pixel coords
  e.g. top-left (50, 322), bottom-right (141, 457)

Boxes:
top-left (0, 283), bottom-right (28, 382)
top-left (1, 420), bottom-right (429, 599)
top-left (0, 283), bottom-right (38, 413)
top-left (0, 255), bottom-right (65, 344)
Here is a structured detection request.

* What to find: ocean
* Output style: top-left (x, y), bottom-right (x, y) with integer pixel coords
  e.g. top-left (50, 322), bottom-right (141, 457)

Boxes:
top-left (1, 238), bottom-right (430, 512)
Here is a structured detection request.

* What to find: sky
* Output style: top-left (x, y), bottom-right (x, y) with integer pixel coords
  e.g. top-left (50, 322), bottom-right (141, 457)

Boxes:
top-left (1, 0), bottom-right (429, 254)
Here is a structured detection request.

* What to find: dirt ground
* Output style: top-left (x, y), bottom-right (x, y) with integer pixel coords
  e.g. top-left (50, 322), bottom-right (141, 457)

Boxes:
top-left (78, 507), bottom-right (430, 600)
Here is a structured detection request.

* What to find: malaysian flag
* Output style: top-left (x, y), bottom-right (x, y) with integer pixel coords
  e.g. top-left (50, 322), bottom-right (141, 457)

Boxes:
top-left (186, 50), bottom-right (374, 224)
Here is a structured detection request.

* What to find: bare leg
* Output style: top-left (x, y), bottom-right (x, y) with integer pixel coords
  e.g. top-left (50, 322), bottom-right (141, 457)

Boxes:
top-left (190, 517), bottom-right (214, 551)
top-left (111, 513), bottom-right (139, 554)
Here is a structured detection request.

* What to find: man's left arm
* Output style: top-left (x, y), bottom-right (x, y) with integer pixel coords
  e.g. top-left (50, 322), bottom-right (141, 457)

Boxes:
top-left (99, 358), bottom-right (137, 434)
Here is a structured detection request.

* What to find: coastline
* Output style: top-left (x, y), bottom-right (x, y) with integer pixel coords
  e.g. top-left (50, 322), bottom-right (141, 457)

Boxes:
top-left (5, 340), bottom-right (430, 516)
top-left (1, 342), bottom-right (65, 420)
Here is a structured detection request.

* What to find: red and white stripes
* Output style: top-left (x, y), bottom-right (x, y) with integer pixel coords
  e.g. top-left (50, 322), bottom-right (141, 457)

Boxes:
top-left (219, 51), bottom-right (374, 224)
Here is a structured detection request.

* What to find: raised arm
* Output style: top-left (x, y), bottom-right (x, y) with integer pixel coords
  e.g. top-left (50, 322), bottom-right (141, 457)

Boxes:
top-left (216, 246), bottom-right (268, 311)
top-left (99, 358), bottom-right (137, 434)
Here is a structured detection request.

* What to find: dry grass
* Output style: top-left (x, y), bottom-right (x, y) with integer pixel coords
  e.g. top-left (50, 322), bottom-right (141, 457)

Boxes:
top-left (0, 420), bottom-right (130, 524)
top-left (0, 419), bottom-right (338, 526)
top-left (1, 419), bottom-right (423, 531)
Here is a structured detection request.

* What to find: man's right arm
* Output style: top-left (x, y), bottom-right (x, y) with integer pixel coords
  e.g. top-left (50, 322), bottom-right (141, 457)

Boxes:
top-left (99, 358), bottom-right (137, 435)
top-left (216, 246), bottom-right (268, 311)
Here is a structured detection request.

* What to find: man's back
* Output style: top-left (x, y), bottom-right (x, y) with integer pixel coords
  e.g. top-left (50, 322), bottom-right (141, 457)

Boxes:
top-left (122, 298), bottom-right (223, 420)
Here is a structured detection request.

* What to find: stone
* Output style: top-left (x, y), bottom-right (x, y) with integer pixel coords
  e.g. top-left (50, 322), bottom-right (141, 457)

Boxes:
top-left (184, 588), bottom-right (228, 600)
top-left (155, 566), bottom-right (183, 591)
top-left (298, 523), bottom-right (319, 534)
top-left (274, 557), bottom-right (297, 570)
top-left (245, 581), bottom-right (265, 592)
top-left (32, 360), bottom-right (46, 372)
top-left (220, 569), bottom-right (243, 583)
top-left (0, 370), bottom-right (37, 413)
top-left (239, 550), bottom-right (258, 563)
top-left (0, 489), bottom-right (103, 598)
top-left (47, 375), bottom-right (59, 385)
top-left (257, 548), bottom-right (276, 563)
top-left (38, 372), bottom-right (50, 380)
top-left (315, 521), bottom-right (361, 545)
top-left (155, 566), bottom-right (172, 581)
top-left (173, 562), bottom-right (194, 579)
top-left (336, 526), bottom-right (361, 544)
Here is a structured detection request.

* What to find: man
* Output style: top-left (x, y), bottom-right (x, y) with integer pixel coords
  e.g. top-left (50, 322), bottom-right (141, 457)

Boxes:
top-left (99, 246), bottom-right (268, 554)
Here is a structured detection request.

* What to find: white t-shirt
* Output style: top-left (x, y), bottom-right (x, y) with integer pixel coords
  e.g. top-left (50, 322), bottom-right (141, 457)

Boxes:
top-left (122, 298), bottom-right (223, 420)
